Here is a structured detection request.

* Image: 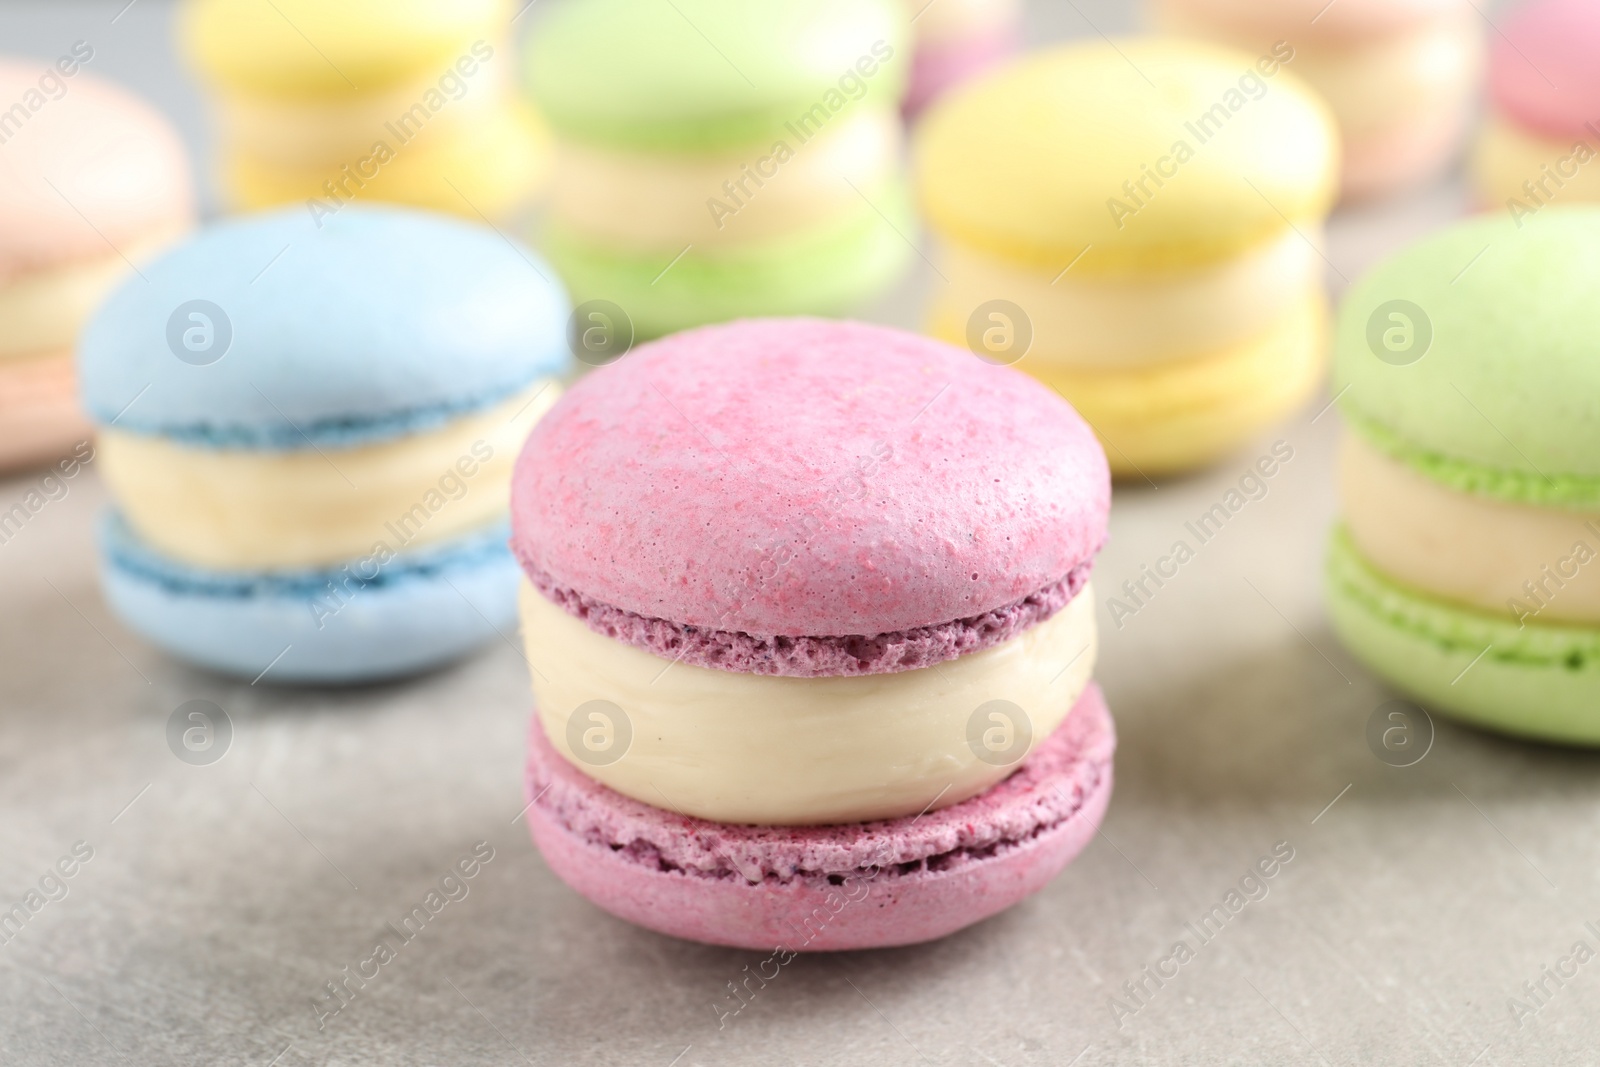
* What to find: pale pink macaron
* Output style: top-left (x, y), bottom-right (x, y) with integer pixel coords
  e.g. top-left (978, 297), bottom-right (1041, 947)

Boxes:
top-left (903, 0), bottom-right (1021, 118)
top-left (1488, 0), bottom-right (1600, 140)
top-left (512, 317), bottom-right (1113, 949)
top-left (1152, 0), bottom-right (1484, 199)
top-left (0, 55), bottom-right (192, 471)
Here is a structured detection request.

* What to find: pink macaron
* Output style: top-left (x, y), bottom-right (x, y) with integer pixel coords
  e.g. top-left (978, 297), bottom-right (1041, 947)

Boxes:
top-left (1488, 0), bottom-right (1600, 139)
top-left (0, 54), bottom-right (192, 472)
top-left (903, 0), bottom-right (1021, 118)
top-left (1473, 0), bottom-right (1600, 211)
top-left (1152, 0), bottom-right (1483, 200)
top-left (511, 317), bottom-right (1113, 950)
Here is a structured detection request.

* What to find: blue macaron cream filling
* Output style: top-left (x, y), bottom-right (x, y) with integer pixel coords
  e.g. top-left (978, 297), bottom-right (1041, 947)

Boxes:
top-left (78, 204), bottom-right (571, 682)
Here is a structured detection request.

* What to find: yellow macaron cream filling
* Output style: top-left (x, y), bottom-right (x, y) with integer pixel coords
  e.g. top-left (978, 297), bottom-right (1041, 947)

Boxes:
top-left (1341, 432), bottom-right (1600, 626)
top-left (932, 227), bottom-right (1322, 368)
top-left (100, 381), bottom-right (558, 571)
top-left (522, 579), bottom-right (1098, 826)
top-left (549, 108), bottom-right (902, 253)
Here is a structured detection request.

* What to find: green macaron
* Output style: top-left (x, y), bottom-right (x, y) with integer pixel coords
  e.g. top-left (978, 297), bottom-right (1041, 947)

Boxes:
top-left (525, 0), bottom-right (909, 153)
top-left (1326, 205), bottom-right (1600, 744)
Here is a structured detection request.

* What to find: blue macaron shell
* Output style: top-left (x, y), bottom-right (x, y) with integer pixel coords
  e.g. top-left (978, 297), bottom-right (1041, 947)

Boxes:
top-left (79, 204), bottom-right (571, 450)
top-left (99, 514), bottom-right (521, 683)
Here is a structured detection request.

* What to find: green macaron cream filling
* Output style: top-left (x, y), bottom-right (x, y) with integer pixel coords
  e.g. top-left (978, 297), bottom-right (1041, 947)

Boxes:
top-left (1326, 526), bottom-right (1600, 743)
top-left (525, 0), bottom-right (909, 153)
top-left (1334, 206), bottom-right (1600, 510)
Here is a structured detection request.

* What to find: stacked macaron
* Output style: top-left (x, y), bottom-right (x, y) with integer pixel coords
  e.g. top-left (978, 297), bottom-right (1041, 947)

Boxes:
top-left (1327, 206), bottom-right (1600, 744)
top-left (902, 0), bottom-right (1021, 117)
top-left (1474, 0), bottom-right (1600, 214)
top-left (512, 318), bottom-right (1114, 950)
top-left (525, 0), bottom-right (914, 339)
top-left (180, 0), bottom-right (547, 221)
top-left (0, 56), bottom-right (192, 471)
top-left (917, 40), bottom-right (1338, 477)
top-left (78, 205), bottom-right (570, 682)
top-left (1152, 0), bottom-right (1483, 199)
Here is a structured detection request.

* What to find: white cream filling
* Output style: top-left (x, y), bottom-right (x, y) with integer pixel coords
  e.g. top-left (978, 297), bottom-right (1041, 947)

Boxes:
top-left (548, 107), bottom-right (901, 252)
top-left (216, 55), bottom-right (510, 166)
top-left (1341, 432), bottom-right (1600, 624)
top-left (522, 579), bottom-right (1098, 826)
top-left (0, 228), bottom-right (187, 361)
top-left (935, 228), bottom-right (1321, 368)
top-left (101, 380), bottom-right (557, 570)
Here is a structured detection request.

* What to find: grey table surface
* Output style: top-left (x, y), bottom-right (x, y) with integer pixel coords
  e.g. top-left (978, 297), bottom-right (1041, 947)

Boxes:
top-left (5, 2), bottom-right (1596, 1066)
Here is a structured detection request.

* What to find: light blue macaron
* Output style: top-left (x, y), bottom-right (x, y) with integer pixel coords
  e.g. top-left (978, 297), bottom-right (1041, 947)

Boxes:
top-left (80, 204), bottom-right (571, 683)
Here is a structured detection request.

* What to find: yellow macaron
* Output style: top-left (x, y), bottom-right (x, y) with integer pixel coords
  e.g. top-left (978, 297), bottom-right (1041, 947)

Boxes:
top-left (181, 0), bottom-right (508, 97)
top-left (916, 38), bottom-right (1338, 475)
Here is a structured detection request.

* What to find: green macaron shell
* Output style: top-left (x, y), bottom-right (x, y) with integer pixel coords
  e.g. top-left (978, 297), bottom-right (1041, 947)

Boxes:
top-left (540, 182), bottom-right (914, 339)
top-left (1326, 526), bottom-right (1600, 745)
top-left (525, 0), bottom-right (908, 152)
top-left (1334, 206), bottom-right (1600, 510)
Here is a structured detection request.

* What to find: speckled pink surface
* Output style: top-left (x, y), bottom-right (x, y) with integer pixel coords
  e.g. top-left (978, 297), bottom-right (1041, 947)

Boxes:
top-left (511, 318), bottom-right (1110, 639)
top-left (0, 61), bottom-right (192, 281)
top-left (904, 31), bottom-right (1016, 118)
top-left (1489, 0), bottom-right (1600, 139)
top-left (524, 684), bottom-right (1114, 951)
top-left (1157, 0), bottom-right (1461, 41)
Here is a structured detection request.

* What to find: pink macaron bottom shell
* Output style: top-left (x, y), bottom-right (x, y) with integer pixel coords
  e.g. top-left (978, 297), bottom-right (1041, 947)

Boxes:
top-left (904, 29), bottom-right (1017, 118)
top-left (0, 354), bottom-right (94, 474)
top-left (520, 556), bottom-right (1094, 678)
top-left (523, 683), bottom-right (1114, 951)
top-left (1341, 104), bottom-right (1473, 201)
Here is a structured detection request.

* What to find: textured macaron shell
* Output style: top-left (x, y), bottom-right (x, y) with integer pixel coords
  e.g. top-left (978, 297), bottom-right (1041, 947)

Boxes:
top-left (78, 205), bottom-right (569, 449)
top-left (0, 61), bottom-right (192, 281)
top-left (1333, 206), bottom-right (1600, 508)
top-left (511, 318), bottom-right (1110, 638)
top-left (524, 683), bottom-right (1114, 950)
top-left (1488, 0), bottom-right (1600, 139)
top-left (526, 0), bottom-right (909, 151)
top-left (1326, 527), bottom-right (1600, 745)
top-left (1155, 0), bottom-right (1468, 41)
top-left (181, 0), bottom-right (507, 96)
top-left (100, 515), bottom-right (520, 682)
top-left (915, 39), bottom-right (1338, 273)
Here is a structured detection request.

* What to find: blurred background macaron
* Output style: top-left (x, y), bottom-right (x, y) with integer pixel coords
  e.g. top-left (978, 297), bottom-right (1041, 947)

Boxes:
top-left (512, 317), bottom-right (1113, 949)
top-left (0, 54), bottom-right (193, 472)
top-left (902, 0), bottom-right (1021, 118)
top-left (1151, 0), bottom-right (1482, 201)
top-left (524, 0), bottom-right (914, 340)
top-left (916, 38), bottom-right (1338, 477)
top-left (1327, 206), bottom-right (1600, 744)
top-left (78, 205), bottom-right (570, 683)
top-left (180, 0), bottom-right (549, 221)
top-left (1473, 0), bottom-right (1600, 213)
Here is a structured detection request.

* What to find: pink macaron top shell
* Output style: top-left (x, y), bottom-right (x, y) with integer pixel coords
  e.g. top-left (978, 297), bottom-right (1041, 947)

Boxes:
top-left (1159, 0), bottom-right (1466, 43)
top-left (1489, 0), bottom-right (1600, 139)
top-left (0, 59), bottom-right (193, 283)
top-left (511, 318), bottom-right (1110, 639)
